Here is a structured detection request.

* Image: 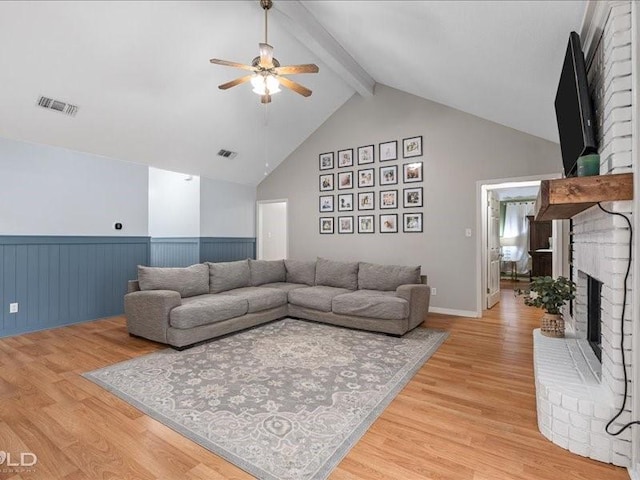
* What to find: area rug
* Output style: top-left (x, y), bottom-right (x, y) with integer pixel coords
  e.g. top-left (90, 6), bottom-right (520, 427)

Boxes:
top-left (84, 319), bottom-right (448, 480)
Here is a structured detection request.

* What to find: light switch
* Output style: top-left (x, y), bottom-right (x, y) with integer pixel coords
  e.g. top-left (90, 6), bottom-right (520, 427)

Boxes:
top-left (465, 228), bottom-right (472, 237)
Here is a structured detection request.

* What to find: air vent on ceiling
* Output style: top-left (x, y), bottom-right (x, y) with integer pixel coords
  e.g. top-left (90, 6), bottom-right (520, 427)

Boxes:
top-left (37, 96), bottom-right (79, 117)
top-left (217, 149), bottom-right (238, 159)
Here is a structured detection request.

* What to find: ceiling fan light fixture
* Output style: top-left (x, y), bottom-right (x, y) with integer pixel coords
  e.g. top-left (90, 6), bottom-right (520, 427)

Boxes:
top-left (251, 73), bottom-right (281, 95)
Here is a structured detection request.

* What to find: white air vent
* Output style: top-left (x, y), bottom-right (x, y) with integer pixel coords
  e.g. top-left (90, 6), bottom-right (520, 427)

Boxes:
top-left (217, 149), bottom-right (238, 159)
top-left (37, 96), bottom-right (78, 117)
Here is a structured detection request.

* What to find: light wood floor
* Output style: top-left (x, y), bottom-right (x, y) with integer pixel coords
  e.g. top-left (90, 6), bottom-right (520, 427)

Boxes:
top-left (0, 282), bottom-right (629, 480)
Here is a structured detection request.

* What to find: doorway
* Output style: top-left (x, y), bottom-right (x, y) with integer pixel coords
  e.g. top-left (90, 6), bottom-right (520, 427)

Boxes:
top-left (257, 200), bottom-right (288, 260)
top-left (476, 174), bottom-right (566, 315)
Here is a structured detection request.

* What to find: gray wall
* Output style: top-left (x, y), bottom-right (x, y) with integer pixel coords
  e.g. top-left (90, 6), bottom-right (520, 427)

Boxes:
top-left (257, 84), bottom-right (562, 313)
top-left (200, 177), bottom-right (256, 238)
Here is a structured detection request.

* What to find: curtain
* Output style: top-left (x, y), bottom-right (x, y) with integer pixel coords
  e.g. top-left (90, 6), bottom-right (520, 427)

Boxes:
top-left (501, 201), bottom-right (535, 274)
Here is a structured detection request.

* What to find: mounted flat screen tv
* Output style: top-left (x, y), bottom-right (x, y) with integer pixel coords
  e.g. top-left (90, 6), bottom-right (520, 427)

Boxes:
top-left (554, 31), bottom-right (597, 177)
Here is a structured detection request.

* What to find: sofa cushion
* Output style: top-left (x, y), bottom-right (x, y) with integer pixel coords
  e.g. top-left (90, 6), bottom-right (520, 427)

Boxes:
top-left (284, 260), bottom-right (316, 286)
top-left (332, 290), bottom-right (409, 320)
top-left (358, 262), bottom-right (421, 291)
top-left (260, 282), bottom-right (308, 293)
top-left (207, 260), bottom-right (250, 293)
top-left (138, 264), bottom-right (209, 298)
top-left (249, 259), bottom-right (286, 286)
top-left (315, 258), bottom-right (358, 290)
top-left (170, 295), bottom-right (248, 329)
top-left (288, 286), bottom-right (352, 312)
top-left (224, 287), bottom-right (287, 313)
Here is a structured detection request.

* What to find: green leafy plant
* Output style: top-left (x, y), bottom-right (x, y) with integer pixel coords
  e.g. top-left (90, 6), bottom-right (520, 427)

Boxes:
top-left (515, 276), bottom-right (576, 314)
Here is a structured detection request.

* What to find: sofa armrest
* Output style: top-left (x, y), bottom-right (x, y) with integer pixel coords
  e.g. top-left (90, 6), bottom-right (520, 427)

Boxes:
top-left (124, 290), bottom-right (182, 344)
top-left (127, 280), bottom-right (141, 293)
top-left (396, 284), bottom-right (431, 330)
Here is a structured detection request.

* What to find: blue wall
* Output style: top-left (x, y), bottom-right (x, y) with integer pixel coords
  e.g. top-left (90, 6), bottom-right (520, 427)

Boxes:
top-left (0, 236), bottom-right (256, 337)
top-left (200, 237), bottom-right (256, 263)
top-left (150, 237), bottom-right (200, 267)
top-left (0, 236), bottom-right (149, 337)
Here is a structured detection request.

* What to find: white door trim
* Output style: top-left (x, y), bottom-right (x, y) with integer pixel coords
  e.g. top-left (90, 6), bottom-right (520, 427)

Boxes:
top-left (476, 173), bottom-right (562, 318)
top-left (256, 199), bottom-right (289, 260)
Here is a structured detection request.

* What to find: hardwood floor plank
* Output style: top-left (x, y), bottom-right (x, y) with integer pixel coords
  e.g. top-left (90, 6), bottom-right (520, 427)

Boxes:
top-left (0, 283), bottom-right (629, 479)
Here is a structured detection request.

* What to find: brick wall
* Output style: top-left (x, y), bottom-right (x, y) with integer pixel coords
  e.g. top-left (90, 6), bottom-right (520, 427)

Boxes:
top-left (565, 0), bottom-right (634, 467)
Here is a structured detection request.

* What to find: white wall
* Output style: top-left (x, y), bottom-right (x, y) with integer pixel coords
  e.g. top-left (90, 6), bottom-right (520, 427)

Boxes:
top-left (200, 177), bottom-right (256, 237)
top-left (258, 201), bottom-right (287, 260)
top-left (257, 84), bottom-right (562, 313)
top-left (0, 136), bottom-right (148, 236)
top-left (148, 167), bottom-right (200, 237)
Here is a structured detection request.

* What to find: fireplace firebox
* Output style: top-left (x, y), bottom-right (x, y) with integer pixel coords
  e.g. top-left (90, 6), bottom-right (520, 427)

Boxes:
top-left (587, 275), bottom-right (602, 362)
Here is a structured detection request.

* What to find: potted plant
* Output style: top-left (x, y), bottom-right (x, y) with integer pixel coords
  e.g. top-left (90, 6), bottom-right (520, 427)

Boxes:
top-left (515, 276), bottom-right (576, 337)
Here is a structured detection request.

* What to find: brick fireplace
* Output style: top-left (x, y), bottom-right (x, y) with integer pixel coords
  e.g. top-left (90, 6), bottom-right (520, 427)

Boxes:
top-left (533, 0), bottom-right (634, 469)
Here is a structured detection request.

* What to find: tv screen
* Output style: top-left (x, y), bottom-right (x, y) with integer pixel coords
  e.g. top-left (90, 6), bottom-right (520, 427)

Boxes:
top-left (554, 31), bottom-right (597, 177)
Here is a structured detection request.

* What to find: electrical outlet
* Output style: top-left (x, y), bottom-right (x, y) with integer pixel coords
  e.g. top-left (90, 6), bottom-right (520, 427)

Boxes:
top-left (9, 303), bottom-right (18, 314)
top-left (431, 288), bottom-right (437, 296)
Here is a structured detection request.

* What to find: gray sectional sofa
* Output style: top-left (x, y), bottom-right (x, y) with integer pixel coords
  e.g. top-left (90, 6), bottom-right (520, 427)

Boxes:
top-left (125, 257), bottom-right (431, 349)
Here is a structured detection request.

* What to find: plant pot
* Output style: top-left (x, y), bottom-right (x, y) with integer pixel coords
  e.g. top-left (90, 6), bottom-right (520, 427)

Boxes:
top-left (541, 313), bottom-right (564, 338)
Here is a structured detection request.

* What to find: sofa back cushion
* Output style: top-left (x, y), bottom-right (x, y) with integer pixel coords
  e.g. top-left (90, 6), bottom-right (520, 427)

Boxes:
top-left (249, 259), bottom-right (286, 286)
top-left (207, 260), bottom-right (251, 293)
top-left (315, 257), bottom-right (358, 290)
top-left (138, 264), bottom-right (209, 298)
top-left (358, 262), bottom-right (421, 291)
top-left (285, 259), bottom-right (316, 286)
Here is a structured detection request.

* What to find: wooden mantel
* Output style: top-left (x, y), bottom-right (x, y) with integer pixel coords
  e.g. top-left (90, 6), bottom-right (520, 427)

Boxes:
top-left (535, 173), bottom-right (634, 221)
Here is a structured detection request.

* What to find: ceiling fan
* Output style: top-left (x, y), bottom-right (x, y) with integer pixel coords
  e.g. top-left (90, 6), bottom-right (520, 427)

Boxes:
top-left (210, 0), bottom-right (319, 104)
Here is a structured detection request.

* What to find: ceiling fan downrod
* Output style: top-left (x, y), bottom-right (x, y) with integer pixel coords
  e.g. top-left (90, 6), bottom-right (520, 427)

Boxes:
top-left (261, 0), bottom-right (272, 44)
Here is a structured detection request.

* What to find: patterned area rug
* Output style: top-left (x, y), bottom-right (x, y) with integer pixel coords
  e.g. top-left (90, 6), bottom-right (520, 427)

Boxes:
top-left (84, 319), bottom-right (448, 480)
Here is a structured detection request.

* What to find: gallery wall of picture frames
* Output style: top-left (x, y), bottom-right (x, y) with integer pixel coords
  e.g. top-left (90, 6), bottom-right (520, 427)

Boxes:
top-left (318, 135), bottom-right (424, 234)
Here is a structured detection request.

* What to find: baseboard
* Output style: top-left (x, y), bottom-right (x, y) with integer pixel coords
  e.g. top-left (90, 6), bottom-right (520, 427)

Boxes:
top-left (429, 307), bottom-right (480, 318)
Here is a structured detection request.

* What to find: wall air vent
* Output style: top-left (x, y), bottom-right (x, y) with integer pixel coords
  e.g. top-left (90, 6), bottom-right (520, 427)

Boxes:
top-left (217, 149), bottom-right (238, 159)
top-left (37, 96), bottom-right (79, 117)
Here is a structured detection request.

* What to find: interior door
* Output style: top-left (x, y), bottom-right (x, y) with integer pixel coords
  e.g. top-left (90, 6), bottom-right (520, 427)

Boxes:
top-left (487, 191), bottom-right (501, 308)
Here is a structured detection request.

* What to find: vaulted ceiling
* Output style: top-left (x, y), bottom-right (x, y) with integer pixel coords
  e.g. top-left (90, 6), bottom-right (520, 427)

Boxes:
top-left (0, 1), bottom-right (585, 186)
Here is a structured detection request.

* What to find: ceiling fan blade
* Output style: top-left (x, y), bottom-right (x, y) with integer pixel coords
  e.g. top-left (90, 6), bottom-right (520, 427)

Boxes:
top-left (278, 76), bottom-right (312, 97)
top-left (210, 58), bottom-right (256, 71)
top-left (274, 64), bottom-right (319, 75)
top-left (261, 94), bottom-right (272, 104)
top-left (218, 75), bottom-right (253, 90)
top-left (259, 43), bottom-right (274, 68)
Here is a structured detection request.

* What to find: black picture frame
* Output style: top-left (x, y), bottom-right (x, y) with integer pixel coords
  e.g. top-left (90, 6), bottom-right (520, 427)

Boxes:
top-left (337, 193), bottom-right (354, 211)
top-left (319, 217), bottom-right (334, 234)
top-left (403, 212), bottom-right (423, 233)
top-left (338, 216), bottom-right (354, 234)
top-left (402, 136), bottom-right (423, 158)
top-left (357, 191), bottom-right (375, 211)
top-left (337, 171), bottom-right (354, 190)
top-left (379, 165), bottom-right (398, 185)
top-left (358, 215), bottom-right (375, 234)
top-left (357, 145), bottom-right (375, 165)
top-left (357, 168), bottom-right (375, 188)
top-left (403, 187), bottom-right (423, 208)
top-left (319, 195), bottom-right (334, 213)
top-left (337, 148), bottom-right (354, 168)
top-left (403, 162), bottom-right (423, 183)
top-left (319, 152), bottom-right (334, 170)
top-left (380, 189), bottom-right (398, 209)
top-left (380, 214), bottom-right (398, 233)
top-left (379, 140), bottom-right (398, 162)
top-left (319, 173), bottom-right (334, 191)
